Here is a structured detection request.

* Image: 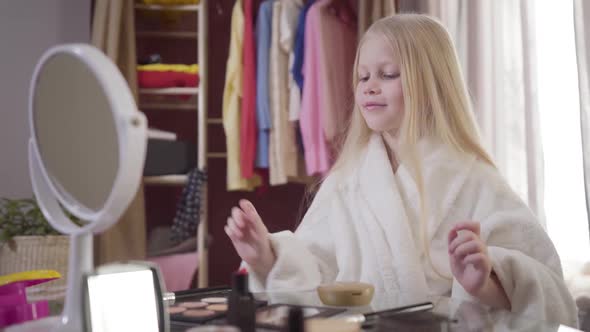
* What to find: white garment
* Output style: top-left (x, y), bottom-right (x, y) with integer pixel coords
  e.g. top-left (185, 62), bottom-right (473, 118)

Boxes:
top-left (247, 134), bottom-right (578, 327)
top-left (269, 0), bottom-right (299, 185)
top-left (279, 0), bottom-right (303, 121)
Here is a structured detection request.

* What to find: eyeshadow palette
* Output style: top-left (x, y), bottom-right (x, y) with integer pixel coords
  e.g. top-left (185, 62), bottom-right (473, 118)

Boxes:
top-left (372, 310), bottom-right (457, 331)
top-left (168, 287), bottom-right (266, 324)
top-left (254, 304), bottom-right (345, 330)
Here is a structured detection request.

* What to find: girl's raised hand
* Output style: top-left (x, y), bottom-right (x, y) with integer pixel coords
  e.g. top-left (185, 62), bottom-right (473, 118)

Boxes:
top-left (225, 199), bottom-right (275, 278)
top-left (448, 221), bottom-right (492, 296)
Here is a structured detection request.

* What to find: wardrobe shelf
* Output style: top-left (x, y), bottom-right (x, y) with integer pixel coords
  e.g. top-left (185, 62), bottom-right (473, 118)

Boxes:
top-left (137, 31), bottom-right (199, 39)
top-left (144, 174), bottom-right (188, 185)
top-left (135, 4), bottom-right (200, 11)
top-left (136, 0), bottom-right (209, 288)
top-left (140, 87), bottom-right (199, 95)
top-left (140, 103), bottom-right (196, 111)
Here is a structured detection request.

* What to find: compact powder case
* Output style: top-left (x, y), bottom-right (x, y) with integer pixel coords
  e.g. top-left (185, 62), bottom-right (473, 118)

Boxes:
top-left (168, 288), bottom-right (265, 324)
top-left (317, 282), bottom-right (375, 306)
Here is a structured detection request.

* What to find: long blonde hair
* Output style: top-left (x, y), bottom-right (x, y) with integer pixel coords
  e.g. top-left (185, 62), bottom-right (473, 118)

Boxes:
top-left (331, 14), bottom-right (496, 278)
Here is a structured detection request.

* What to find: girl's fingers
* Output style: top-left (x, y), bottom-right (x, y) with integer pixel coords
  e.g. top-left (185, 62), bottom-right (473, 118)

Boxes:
top-left (225, 224), bottom-right (235, 240)
top-left (452, 221), bottom-right (481, 236)
top-left (239, 199), bottom-right (266, 232)
top-left (231, 206), bottom-right (248, 229)
top-left (462, 253), bottom-right (488, 270)
top-left (227, 217), bottom-right (244, 239)
top-left (448, 229), bottom-right (458, 246)
top-left (453, 240), bottom-right (482, 258)
top-left (449, 231), bottom-right (476, 253)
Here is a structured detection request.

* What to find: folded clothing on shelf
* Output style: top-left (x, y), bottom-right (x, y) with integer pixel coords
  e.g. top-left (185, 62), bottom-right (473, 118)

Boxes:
top-left (144, 138), bottom-right (197, 176)
top-left (137, 64), bottom-right (200, 89)
top-left (139, 0), bottom-right (200, 5)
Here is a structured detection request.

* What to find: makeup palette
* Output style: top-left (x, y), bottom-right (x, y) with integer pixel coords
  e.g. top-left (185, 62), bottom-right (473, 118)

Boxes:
top-left (168, 287), bottom-right (266, 324)
top-left (255, 304), bottom-right (345, 330)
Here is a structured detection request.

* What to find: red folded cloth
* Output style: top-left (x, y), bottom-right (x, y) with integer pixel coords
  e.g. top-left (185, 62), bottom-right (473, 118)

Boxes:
top-left (137, 70), bottom-right (200, 89)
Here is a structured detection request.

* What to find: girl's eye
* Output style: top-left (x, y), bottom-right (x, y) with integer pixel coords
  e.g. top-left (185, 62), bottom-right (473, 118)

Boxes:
top-left (359, 75), bottom-right (369, 82)
top-left (382, 73), bottom-right (399, 79)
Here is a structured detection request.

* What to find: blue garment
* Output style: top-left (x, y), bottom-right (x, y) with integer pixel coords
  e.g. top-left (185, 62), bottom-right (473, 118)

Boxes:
top-left (255, 0), bottom-right (274, 168)
top-left (291, 0), bottom-right (315, 92)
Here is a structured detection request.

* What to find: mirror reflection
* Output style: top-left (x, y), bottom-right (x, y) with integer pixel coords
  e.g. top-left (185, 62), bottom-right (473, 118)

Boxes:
top-left (33, 52), bottom-right (119, 213)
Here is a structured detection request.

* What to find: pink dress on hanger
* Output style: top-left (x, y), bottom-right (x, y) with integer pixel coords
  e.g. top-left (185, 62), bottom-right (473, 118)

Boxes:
top-left (300, 0), bottom-right (357, 176)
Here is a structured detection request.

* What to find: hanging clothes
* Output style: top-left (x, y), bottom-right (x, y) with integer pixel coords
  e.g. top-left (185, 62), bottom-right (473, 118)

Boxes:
top-left (222, 0), bottom-right (261, 191)
top-left (299, 0), bottom-right (357, 176)
top-left (299, 0), bottom-right (330, 176)
top-left (290, 0), bottom-right (316, 121)
top-left (255, 0), bottom-right (275, 169)
top-left (241, 0), bottom-right (258, 179)
top-left (280, 0), bottom-right (304, 123)
top-left (170, 168), bottom-right (207, 243)
top-left (269, 0), bottom-right (300, 185)
top-left (358, 0), bottom-right (397, 36)
top-left (318, 1), bottom-right (358, 146)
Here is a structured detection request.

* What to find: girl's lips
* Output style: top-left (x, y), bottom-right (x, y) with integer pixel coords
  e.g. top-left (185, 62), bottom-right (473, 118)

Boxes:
top-left (363, 102), bottom-right (387, 110)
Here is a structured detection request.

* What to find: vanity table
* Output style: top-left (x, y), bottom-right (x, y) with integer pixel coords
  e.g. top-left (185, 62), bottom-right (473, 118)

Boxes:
top-left (168, 290), bottom-right (583, 332)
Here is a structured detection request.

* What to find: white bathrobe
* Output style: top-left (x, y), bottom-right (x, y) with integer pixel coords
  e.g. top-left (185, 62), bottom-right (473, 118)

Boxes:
top-left (247, 134), bottom-right (578, 327)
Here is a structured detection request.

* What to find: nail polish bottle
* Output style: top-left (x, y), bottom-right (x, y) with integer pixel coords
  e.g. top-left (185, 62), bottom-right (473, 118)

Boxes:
top-left (227, 269), bottom-right (255, 332)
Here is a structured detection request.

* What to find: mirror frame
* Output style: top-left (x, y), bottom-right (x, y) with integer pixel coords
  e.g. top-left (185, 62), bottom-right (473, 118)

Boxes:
top-left (28, 44), bottom-right (147, 234)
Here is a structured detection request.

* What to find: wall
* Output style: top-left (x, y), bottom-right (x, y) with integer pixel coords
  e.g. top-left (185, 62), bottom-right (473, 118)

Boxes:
top-left (0, 0), bottom-right (91, 198)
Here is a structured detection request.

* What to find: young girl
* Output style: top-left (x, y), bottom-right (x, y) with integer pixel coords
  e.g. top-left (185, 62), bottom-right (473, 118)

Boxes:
top-left (224, 14), bottom-right (577, 326)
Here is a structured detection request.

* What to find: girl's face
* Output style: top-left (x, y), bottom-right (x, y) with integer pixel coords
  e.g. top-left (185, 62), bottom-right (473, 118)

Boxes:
top-left (355, 35), bottom-right (405, 134)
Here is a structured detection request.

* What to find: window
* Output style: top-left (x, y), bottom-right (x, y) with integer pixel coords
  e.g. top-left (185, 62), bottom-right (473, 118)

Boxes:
top-left (535, 0), bottom-right (590, 263)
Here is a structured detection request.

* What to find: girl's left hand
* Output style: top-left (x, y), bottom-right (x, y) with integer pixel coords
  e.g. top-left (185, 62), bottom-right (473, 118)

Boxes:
top-left (448, 221), bottom-right (492, 296)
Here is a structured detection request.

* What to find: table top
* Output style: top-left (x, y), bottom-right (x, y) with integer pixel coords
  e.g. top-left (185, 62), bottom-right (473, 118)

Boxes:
top-left (170, 289), bottom-right (584, 332)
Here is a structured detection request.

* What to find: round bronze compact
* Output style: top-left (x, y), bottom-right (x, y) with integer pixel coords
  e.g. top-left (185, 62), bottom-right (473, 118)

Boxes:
top-left (317, 282), bottom-right (374, 306)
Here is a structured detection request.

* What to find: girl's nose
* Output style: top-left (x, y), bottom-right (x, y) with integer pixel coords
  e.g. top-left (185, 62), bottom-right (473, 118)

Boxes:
top-left (364, 80), bottom-right (381, 95)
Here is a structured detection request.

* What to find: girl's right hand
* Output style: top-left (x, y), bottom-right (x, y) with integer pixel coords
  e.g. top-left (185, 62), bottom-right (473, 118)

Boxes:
top-left (225, 199), bottom-right (276, 278)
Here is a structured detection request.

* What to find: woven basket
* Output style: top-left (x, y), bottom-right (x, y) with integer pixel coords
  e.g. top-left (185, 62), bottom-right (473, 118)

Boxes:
top-left (0, 235), bottom-right (69, 301)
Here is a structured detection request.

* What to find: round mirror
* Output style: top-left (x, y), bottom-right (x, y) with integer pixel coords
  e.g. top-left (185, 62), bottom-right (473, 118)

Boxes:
top-left (33, 51), bottom-right (119, 215)
top-left (26, 44), bottom-right (147, 332)
top-left (29, 44), bottom-right (147, 235)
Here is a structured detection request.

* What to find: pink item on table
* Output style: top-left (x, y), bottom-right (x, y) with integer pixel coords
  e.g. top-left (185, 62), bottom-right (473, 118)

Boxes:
top-left (0, 277), bottom-right (57, 328)
top-left (147, 251), bottom-right (199, 292)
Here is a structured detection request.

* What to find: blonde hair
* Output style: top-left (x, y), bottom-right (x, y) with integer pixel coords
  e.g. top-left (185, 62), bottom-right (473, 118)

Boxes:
top-left (331, 14), bottom-right (496, 278)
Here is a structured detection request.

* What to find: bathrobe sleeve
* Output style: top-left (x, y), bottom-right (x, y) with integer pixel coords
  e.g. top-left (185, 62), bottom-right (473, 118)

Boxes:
top-left (247, 177), bottom-right (339, 292)
top-left (451, 163), bottom-right (578, 327)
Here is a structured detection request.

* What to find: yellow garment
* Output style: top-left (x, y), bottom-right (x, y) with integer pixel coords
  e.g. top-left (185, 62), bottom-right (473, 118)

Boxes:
top-left (0, 270), bottom-right (61, 286)
top-left (222, 0), bottom-right (260, 191)
top-left (140, 0), bottom-right (200, 5)
top-left (137, 63), bottom-right (198, 73)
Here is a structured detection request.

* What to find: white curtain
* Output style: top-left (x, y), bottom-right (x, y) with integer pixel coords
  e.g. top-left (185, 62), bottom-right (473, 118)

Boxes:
top-left (422, 0), bottom-right (546, 228)
top-left (574, 0), bottom-right (590, 238)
